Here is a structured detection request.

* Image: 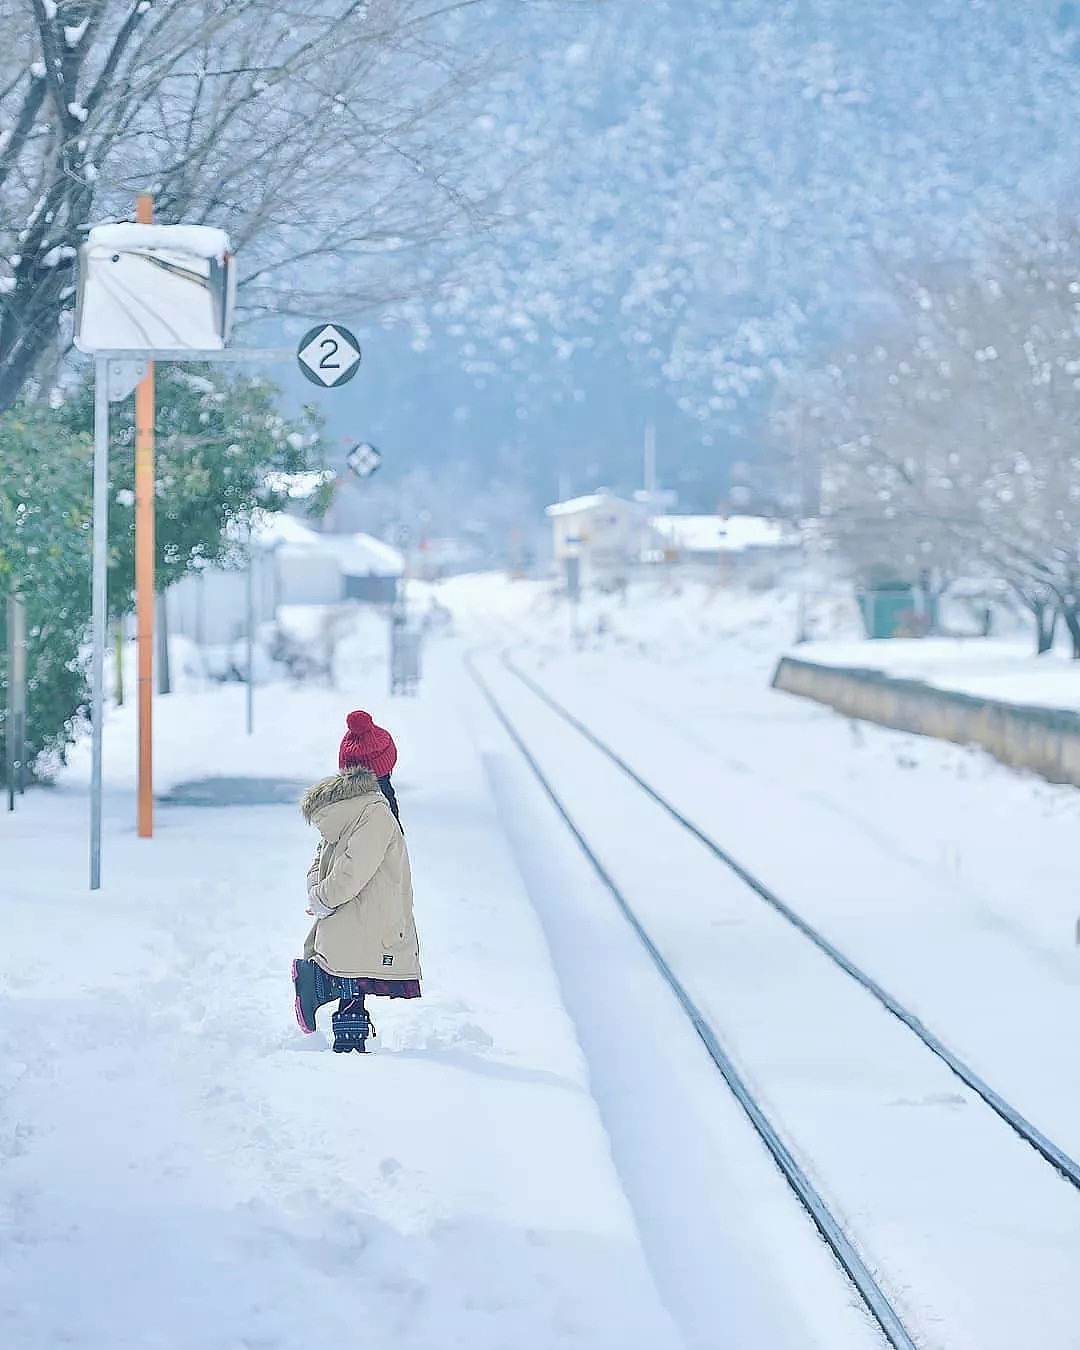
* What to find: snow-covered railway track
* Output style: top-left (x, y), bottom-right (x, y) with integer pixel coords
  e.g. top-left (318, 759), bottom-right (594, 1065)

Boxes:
top-left (495, 650), bottom-right (1080, 1194)
top-left (466, 646), bottom-right (1080, 1350)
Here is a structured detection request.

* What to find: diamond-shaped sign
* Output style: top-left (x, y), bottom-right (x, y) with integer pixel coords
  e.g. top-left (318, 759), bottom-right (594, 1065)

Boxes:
top-left (297, 323), bottom-right (362, 388)
top-left (346, 441), bottom-right (382, 480)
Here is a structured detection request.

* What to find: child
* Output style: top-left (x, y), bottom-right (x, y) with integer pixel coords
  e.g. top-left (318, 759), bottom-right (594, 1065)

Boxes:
top-left (292, 710), bottom-right (421, 1053)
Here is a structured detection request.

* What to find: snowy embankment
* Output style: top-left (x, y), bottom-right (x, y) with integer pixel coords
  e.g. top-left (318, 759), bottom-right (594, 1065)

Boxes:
top-left (774, 634), bottom-right (1080, 787)
top-left (0, 638), bottom-right (681, 1348)
top-left (793, 635), bottom-right (1080, 713)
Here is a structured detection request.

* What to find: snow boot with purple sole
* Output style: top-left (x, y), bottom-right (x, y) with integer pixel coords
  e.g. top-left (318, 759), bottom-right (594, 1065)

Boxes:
top-left (292, 957), bottom-right (336, 1034)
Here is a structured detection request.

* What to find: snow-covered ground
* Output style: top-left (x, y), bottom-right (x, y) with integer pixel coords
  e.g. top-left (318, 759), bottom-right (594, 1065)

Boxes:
top-left (7, 569), bottom-right (1080, 1349)
top-left (473, 649), bottom-right (1080, 1349)
top-left (0, 644), bottom-right (684, 1349)
top-left (465, 575), bottom-right (1080, 1146)
top-left (442, 572), bottom-right (1080, 1346)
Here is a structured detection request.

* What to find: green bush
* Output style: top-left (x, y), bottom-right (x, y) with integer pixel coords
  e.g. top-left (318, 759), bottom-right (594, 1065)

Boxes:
top-left (0, 372), bottom-right (320, 781)
top-left (0, 408), bottom-right (93, 774)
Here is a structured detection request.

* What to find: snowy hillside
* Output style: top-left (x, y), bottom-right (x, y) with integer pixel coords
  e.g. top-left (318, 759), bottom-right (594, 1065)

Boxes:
top-left (324, 0), bottom-right (1080, 499)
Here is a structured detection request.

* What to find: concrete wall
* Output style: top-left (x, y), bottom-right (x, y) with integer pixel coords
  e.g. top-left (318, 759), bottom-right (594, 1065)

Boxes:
top-left (772, 655), bottom-right (1080, 788)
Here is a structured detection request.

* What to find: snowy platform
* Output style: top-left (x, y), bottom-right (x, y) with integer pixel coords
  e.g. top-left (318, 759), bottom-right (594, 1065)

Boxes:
top-left (0, 661), bottom-right (681, 1349)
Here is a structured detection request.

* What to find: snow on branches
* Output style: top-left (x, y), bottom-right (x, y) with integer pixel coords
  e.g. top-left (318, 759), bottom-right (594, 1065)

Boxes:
top-left (0, 0), bottom-right (513, 411)
top-left (795, 235), bottom-right (1080, 653)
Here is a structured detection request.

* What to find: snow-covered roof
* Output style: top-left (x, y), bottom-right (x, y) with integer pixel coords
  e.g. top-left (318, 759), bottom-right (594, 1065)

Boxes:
top-left (248, 512), bottom-right (323, 549)
top-left (546, 490), bottom-right (630, 517)
top-left (650, 514), bottom-right (796, 553)
top-left (230, 515), bottom-right (403, 574)
top-left (650, 516), bottom-right (724, 552)
top-left (86, 223), bottom-right (231, 260)
top-left (317, 532), bottom-right (404, 578)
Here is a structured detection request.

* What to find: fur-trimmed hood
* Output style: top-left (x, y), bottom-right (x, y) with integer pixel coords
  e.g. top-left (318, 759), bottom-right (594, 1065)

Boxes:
top-left (300, 767), bottom-right (381, 825)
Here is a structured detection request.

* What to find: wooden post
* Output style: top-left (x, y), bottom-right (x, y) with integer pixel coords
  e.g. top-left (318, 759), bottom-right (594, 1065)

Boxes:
top-left (135, 192), bottom-right (155, 838)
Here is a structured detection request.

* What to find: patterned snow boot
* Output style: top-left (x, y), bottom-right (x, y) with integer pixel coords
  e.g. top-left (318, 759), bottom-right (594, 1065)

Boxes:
top-left (332, 997), bottom-right (376, 1054)
top-left (292, 958), bottom-right (336, 1034)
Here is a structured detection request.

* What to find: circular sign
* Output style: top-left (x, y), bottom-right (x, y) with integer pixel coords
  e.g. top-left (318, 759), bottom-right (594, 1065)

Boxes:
top-left (296, 323), bottom-right (362, 388)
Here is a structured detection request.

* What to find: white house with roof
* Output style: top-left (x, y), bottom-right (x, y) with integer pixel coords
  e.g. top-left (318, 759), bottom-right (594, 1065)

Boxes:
top-left (316, 531), bottom-right (404, 603)
top-left (545, 490), bottom-right (645, 584)
top-left (166, 513), bottom-right (405, 647)
top-left (647, 513), bottom-right (800, 580)
top-left (649, 513), bottom-right (797, 557)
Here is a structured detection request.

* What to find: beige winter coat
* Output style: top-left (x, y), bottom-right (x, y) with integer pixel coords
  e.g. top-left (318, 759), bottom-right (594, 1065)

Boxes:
top-left (300, 768), bottom-right (421, 982)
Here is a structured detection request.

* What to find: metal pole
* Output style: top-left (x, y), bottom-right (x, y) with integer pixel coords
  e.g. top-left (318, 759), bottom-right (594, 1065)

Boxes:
top-left (90, 358), bottom-right (109, 890)
top-left (245, 522), bottom-right (254, 735)
top-left (135, 192), bottom-right (156, 838)
top-left (155, 591), bottom-right (171, 695)
top-left (5, 593), bottom-right (14, 812)
top-left (11, 594), bottom-right (26, 793)
top-left (795, 402), bottom-right (809, 644)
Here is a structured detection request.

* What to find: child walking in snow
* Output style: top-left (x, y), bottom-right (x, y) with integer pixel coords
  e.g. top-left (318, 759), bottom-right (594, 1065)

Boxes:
top-left (292, 710), bottom-right (421, 1053)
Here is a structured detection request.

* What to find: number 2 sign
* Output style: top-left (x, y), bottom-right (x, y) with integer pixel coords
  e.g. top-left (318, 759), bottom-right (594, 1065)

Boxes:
top-left (296, 323), bottom-right (362, 388)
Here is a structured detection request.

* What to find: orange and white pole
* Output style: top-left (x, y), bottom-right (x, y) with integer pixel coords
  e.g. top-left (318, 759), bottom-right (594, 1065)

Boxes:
top-left (135, 192), bottom-right (155, 837)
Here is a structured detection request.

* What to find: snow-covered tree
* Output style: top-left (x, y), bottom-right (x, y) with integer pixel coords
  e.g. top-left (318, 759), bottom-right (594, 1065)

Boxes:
top-left (804, 235), bottom-right (1080, 651)
top-left (0, 0), bottom-right (520, 410)
top-left (413, 0), bottom-right (1080, 443)
top-left (0, 366), bottom-right (318, 772)
top-left (59, 365), bottom-right (321, 609)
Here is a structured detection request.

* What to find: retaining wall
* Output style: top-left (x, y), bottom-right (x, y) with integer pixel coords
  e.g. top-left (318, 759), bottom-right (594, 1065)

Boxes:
top-left (771, 655), bottom-right (1080, 788)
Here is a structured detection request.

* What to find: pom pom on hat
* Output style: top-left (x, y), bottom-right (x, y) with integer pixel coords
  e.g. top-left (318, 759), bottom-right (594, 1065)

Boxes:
top-left (338, 709), bottom-right (397, 777)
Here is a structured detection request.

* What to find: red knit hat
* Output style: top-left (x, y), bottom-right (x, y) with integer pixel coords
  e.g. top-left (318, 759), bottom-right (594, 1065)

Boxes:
top-left (338, 710), bottom-right (397, 777)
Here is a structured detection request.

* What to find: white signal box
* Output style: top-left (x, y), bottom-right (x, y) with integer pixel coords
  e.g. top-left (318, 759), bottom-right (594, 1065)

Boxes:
top-left (75, 223), bottom-right (236, 353)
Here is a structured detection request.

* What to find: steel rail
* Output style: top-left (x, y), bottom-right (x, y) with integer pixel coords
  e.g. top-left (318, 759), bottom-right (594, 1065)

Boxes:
top-left (498, 648), bottom-right (1080, 1195)
top-left (465, 649), bottom-right (919, 1350)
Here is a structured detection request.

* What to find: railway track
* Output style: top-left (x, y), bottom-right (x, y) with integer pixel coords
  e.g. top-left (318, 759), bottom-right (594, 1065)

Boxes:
top-left (466, 645), bottom-right (1080, 1350)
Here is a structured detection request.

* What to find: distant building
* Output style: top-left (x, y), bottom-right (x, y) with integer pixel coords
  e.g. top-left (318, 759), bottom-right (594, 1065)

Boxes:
top-left (646, 514), bottom-right (800, 581)
top-left (545, 490), bottom-right (645, 585)
top-left (649, 513), bottom-right (796, 557)
top-left (166, 514), bottom-right (405, 647)
top-left (317, 532), bottom-right (404, 604)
